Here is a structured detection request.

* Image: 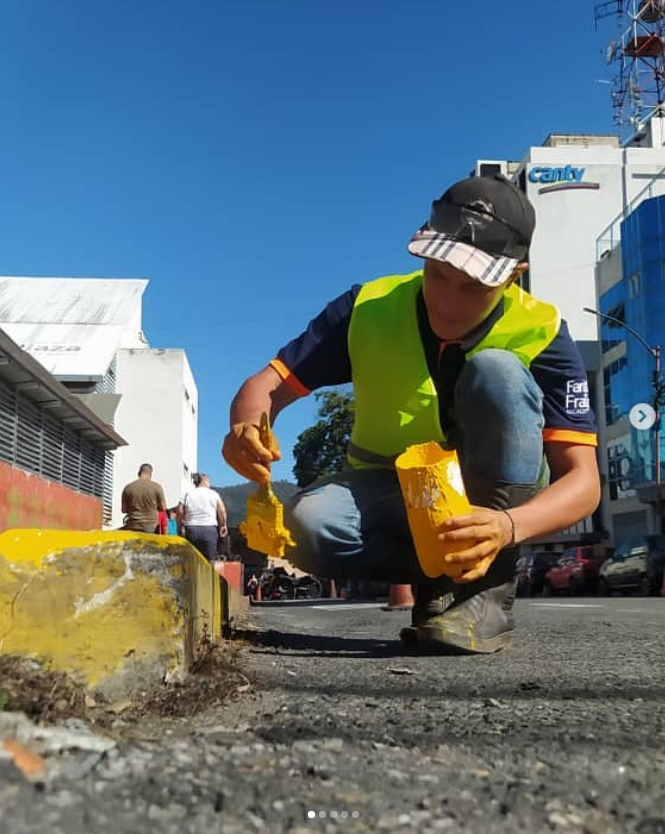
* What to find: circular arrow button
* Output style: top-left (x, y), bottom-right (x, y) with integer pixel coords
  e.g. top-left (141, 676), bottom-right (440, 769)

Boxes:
top-left (629, 402), bottom-right (656, 430)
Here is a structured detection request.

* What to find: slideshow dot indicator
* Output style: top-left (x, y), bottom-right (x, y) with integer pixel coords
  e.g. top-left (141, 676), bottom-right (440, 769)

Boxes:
top-left (305, 809), bottom-right (361, 820)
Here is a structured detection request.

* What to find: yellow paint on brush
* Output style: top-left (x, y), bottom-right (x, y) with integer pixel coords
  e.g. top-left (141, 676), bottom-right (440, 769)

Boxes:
top-left (240, 485), bottom-right (296, 558)
top-left (239, 412), bottom-right (296, 558)
top-left (0, 530), bottom-right (223, 698)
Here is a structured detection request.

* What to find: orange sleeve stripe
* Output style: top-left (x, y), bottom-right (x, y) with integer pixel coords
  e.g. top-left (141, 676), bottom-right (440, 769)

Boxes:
top-left (543, 428), bottom-right (598, 447)
top-left (269, 358), bottom-right (311, 397)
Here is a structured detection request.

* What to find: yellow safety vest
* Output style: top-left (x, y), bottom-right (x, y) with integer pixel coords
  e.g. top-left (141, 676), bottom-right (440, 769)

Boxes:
top-left (346, 271), bottom-right (560, 468)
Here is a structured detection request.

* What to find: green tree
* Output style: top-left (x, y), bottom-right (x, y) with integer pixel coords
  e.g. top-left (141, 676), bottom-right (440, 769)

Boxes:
top-left (293, 389), bottom-right (354, 486)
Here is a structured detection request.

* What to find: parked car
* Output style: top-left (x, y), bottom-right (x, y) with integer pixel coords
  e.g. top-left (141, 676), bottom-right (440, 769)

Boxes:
top-left (543, 545), bottom-right (609, 595)
top-left (516, 551), bottom-right (561, 596)
top-left (598, 536), bottom-right (665, 596)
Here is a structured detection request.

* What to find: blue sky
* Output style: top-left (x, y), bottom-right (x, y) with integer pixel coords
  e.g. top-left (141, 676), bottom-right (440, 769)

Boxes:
top-left (0, 0), bottom-right (618, 485)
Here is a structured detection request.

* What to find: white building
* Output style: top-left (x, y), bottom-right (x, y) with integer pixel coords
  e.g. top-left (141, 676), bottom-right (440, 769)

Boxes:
top-left (114, 347), bottom-right (198, 524)
top-left (0, 276), bottom-right (197, 527)
top-left (475, 122), bottom-right (665, 344)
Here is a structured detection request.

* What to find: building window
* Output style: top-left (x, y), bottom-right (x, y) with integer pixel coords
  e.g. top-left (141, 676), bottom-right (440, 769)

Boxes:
top-left (607, 437), bottom-right (641, 500)
top-left (628, 271), bottom-right (641, 298)
top-left (0, 378), bottom-right (107, 500)
top-left (600, 300), bottom-right (626, 353)
top-left (605, 402), bottom-right (621, 424)
top-left (603, 356), bottom-right (628, 425)
top-left (605, 300), bottom-right (625, 324)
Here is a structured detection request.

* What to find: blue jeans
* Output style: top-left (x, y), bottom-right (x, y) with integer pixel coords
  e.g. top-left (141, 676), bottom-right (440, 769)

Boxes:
top-left (284, 350), bottom-right (546, 582)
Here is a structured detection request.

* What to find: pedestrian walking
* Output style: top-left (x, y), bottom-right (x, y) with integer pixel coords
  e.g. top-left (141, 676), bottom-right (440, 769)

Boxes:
top-left (166, 507), bottom-right (180, 536)
top-left (222, 173), bottom-right (601, 653)
top-left (178, 473), bottom-right (228, 562)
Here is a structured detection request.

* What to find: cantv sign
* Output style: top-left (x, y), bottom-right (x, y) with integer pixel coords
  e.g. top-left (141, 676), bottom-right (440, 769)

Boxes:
top-left (528, 165), bottom-right (600, 194)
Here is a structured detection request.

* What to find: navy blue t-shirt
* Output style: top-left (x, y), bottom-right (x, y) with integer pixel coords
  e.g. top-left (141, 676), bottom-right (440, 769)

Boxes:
top-left (272, 279), bottom-right (597, 445)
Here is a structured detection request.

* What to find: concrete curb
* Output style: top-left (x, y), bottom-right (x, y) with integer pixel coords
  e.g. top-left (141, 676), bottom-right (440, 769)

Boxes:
top-left (0, 529), bottom-right (225, 700)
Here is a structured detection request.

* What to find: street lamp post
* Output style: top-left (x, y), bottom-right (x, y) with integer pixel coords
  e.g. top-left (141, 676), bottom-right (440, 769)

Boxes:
top-left (583, 306), bottom-right (664, 492)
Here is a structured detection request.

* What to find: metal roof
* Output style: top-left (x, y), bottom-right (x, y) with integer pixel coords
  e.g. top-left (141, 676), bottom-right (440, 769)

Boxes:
top-left (0, 327), bottom-right (126, 450)
top-left (0, 277), bottom-right (148, 378)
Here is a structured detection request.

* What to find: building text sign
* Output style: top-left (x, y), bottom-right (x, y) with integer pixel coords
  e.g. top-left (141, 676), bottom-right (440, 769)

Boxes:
top-left (528, 166), bottom-right (600, 194)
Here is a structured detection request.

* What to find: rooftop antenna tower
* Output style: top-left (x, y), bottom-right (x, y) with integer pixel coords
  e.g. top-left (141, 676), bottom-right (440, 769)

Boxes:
top-left (594, 0), bottom-right (665, 135)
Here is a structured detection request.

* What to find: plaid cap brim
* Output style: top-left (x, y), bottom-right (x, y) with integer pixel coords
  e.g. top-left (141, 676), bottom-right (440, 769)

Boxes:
top-left (408, 227), bottom-right (519, 287)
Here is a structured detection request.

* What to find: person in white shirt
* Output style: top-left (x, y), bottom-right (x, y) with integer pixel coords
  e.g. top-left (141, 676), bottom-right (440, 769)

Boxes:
top-left (178, 473), bottom-right (228, 562)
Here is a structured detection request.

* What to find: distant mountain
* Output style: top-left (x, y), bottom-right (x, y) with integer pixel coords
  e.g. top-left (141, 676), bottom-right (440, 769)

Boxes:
top-left (213, 480), bottom-right (299, 527)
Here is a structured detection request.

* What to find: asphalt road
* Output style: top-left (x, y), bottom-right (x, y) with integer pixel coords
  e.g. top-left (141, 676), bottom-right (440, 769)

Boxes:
top-left (2, 596), bottom-right (665, 834)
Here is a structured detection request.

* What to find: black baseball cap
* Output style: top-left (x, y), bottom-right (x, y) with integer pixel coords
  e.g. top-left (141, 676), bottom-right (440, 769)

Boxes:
top-left (408, 174), bottom-right (536, 286)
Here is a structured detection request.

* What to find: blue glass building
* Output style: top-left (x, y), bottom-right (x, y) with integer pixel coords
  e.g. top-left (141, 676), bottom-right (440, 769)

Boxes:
top-left (600, 194), bottom-right (665, 524)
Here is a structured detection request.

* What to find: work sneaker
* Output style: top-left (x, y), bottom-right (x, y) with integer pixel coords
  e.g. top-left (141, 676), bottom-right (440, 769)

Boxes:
top-left (399, 583), bottom-right (454, 645)
top-left (415, 580), bottom-right (517, 654)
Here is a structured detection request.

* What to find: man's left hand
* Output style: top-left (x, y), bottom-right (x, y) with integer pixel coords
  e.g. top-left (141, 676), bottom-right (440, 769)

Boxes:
top-left (437, 506), bottom-right (514, 583)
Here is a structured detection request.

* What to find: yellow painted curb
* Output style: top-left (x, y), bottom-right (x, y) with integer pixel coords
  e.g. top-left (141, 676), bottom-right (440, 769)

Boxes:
top-left (0, 529), bottom-right (223, 700)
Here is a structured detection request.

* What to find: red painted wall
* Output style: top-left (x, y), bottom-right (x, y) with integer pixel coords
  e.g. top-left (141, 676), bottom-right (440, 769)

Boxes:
top-left (0, 460), bottom-right (102, 531)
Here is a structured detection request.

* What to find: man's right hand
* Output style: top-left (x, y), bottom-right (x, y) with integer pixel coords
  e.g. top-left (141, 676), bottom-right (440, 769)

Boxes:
top-left (222, 421), bottom-right (281, 483)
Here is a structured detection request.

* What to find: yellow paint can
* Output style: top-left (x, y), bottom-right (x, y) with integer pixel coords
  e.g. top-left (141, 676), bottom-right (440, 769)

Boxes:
top-left (396, 442), bottom-right (472, 579)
